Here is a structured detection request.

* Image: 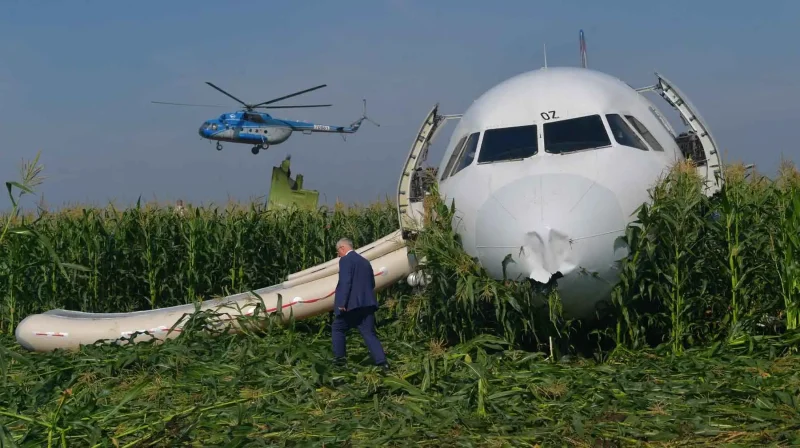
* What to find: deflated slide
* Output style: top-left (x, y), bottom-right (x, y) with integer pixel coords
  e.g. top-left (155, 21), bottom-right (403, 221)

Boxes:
top-left (15, 230), bottom-right (414, 352)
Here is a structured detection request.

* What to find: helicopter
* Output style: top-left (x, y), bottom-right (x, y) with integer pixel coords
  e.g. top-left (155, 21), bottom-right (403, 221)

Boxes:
top-left (152, 82), bottom-right (379, 154)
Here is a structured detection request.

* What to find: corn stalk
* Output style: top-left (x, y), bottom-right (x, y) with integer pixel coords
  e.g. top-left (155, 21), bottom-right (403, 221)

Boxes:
top-left (770, 161), bottom-right (800, 329)
top-left (0, 151), bottom-right (86, 332)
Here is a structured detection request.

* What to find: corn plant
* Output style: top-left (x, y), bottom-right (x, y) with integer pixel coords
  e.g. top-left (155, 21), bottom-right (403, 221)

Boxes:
top-left (0, 151), bottom-right (85, 332)
top-left (638, 162), bottom-right (711, 353)
top-left (718, 164), bottom-right (749, 324)
top-left (770, 160), bottom-right (800, 329)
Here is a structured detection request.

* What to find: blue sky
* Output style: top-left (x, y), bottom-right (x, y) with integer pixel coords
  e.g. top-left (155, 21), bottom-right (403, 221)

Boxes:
top-left (1, 0), bottom-right (798, 211)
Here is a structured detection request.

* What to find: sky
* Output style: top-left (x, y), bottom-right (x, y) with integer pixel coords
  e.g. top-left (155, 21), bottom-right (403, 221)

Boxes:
top-left (1, 0), bottom-right (798, 212)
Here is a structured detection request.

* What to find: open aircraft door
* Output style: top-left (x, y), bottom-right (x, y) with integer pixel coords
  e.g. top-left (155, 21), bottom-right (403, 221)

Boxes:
top-left (396, 103), bottom-right (462, 238)
top-left (645, 72), bottom-right (725, 195)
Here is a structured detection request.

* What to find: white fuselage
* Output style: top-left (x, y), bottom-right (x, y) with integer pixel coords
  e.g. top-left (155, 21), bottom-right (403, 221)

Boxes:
top-left (437, 67), bottom-right (685, 319)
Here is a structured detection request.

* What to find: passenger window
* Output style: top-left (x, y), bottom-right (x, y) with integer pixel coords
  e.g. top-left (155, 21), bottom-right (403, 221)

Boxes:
top-left (441, 135), bottom-right (468, 180)
top-left (477, 124), bottom-right (538, 163)
top-left (543, 115), bottom-right (611, 154)
top-left (626, 115), bottom-right (665, 151)
top-left (450, 132), bottom-right (480, 176)
top-left (606, 114), bottom-right (648, 151)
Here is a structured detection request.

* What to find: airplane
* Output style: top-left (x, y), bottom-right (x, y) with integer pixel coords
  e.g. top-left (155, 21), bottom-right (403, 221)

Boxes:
top-left (405, 30), bottom-right (724, 320)
top-left (152, 82), bottom-right (379, 155)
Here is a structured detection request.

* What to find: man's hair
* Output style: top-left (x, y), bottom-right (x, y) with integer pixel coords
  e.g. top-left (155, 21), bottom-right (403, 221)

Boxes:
top-left (336, 238), bottom-right (353, 250)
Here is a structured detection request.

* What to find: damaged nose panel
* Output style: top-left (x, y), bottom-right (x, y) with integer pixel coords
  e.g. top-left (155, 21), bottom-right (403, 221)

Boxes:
top-left (524, 225), bottom-right (576, 284)
top-left (474, 173), bottom-right (625, 285)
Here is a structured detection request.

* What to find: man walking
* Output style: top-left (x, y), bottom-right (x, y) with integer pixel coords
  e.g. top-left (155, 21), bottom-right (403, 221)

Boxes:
top-left (332, 237), bottom-right (389, 371)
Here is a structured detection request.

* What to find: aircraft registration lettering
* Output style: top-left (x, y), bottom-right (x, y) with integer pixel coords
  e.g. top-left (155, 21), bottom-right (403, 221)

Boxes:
top-left (540, 111), bottom-right (559, 121)
top-left (313, 124), bottom-right (331, 131)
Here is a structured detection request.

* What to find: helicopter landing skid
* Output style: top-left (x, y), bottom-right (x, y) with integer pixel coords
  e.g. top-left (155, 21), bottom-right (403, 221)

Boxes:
top-left (251, 144), bottom-right (269, 155)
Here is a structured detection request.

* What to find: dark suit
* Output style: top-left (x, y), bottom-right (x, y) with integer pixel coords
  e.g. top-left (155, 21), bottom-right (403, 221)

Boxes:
top-left (332, 250), bottom-right (386, 366)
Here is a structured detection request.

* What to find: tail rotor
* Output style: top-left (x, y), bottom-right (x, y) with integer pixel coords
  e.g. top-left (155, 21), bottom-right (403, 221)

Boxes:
top-left (350, 99), bottom-right (380, 131)
top-left (360, 99), bottom-right (380, 127)
top-left (340, 99), bottom-right (380, 141)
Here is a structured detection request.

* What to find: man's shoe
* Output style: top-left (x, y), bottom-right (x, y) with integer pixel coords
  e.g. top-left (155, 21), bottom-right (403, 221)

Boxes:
top-left (333, 357), bottom-right (347, 368)
top-left (377, 362), bottom-right (390, 373)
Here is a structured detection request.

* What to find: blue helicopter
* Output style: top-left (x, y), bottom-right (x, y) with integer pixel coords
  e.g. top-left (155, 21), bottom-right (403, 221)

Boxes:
top-left (152, 82), bottom-right (379, 154)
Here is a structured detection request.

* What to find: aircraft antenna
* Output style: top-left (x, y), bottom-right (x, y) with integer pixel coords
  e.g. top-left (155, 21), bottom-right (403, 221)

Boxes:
top-left (543, 43), bottom-right (548, 69)
top-left (579, 29), bottom-right (588, 68)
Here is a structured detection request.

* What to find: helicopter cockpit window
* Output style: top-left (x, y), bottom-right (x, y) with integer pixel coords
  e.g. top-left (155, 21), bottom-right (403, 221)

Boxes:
top-left (242, 113), bottom-right (265, 123)
top-left (543, 114), bottom-right (611, 154)
top-left (477, 124), bottom-right (538, 164)
top-left (625, 115), bottom-right (665, 152)
top-left (449, 132), bottom-right (480, 177)
top-left (605, 114), bottom-right (648, 151)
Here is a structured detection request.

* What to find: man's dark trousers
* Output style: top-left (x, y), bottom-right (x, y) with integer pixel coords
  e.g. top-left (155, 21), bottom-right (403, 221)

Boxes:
top-left (331, 306), bottom-right (386, 365)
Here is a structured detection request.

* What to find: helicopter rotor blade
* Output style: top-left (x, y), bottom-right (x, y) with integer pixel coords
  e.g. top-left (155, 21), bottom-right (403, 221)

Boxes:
top-left (151, 101), bottom-right (229, 108)
top-left (257, 104), bottom-right (333, 109)
top-left (205, 82), bottom-right (249, 108)
top-left (252, 84), bottom-right (327, 108)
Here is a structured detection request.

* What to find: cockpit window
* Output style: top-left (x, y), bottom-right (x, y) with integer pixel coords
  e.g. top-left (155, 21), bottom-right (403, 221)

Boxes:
top-left (477, 124), bottom-right (538, 163)
top-left (543, 115), bottom-right (611, 154)
top-left (449, 132), bottom-right (480, 177)
top-left (441, 135), bottom-right (468, 181)
top-left (626, 115), bottom-right (665, 151)
top-left (606, 114), bottom-right (648, 151)
top-left (243, 112), bottom-right (265, 123)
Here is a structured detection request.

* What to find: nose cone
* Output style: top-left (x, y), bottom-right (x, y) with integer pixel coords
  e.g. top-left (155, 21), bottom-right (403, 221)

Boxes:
top-left (474, 173), bottom-right (628, 317)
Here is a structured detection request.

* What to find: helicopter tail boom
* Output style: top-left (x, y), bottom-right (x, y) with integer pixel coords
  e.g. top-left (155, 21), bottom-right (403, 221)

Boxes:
top-left (287, 99), bottom-right (380, 134)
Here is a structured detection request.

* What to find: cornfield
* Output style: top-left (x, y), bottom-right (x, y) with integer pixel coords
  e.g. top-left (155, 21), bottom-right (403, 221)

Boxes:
top-left (1, 154), bottom-right (800, 446)
top-left (0, 198), bottom-right (397, 333)
top-left (608, 160), bottom-right (800, 353)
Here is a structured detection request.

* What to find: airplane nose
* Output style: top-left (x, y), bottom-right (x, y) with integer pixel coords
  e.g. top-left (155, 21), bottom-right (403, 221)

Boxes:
top-left (474, 173), bottom-right (628, 315)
